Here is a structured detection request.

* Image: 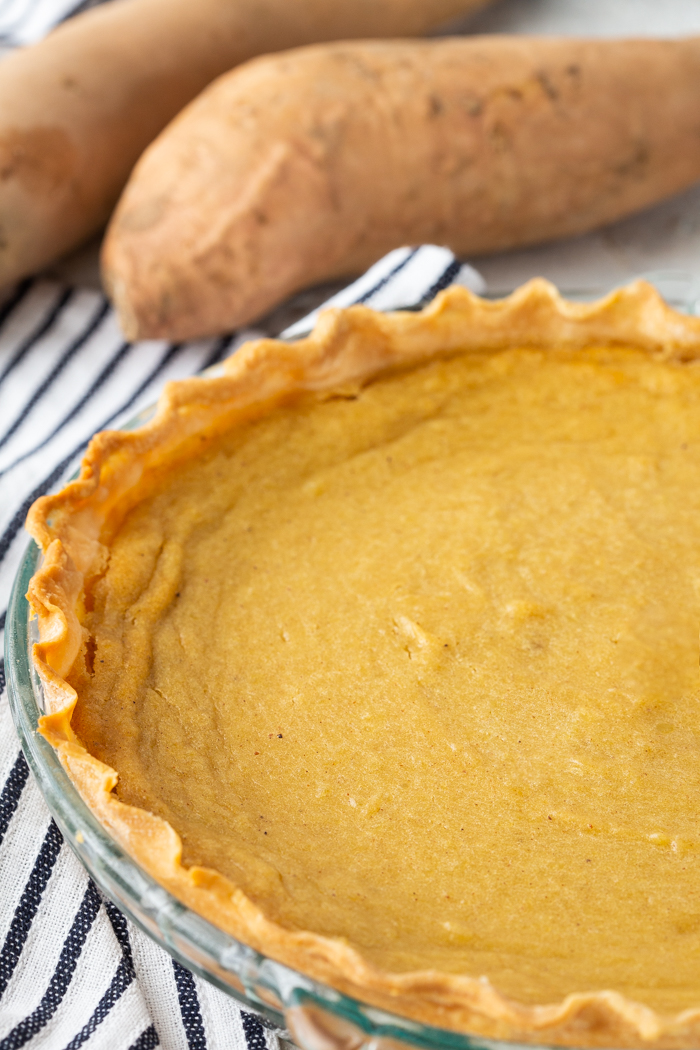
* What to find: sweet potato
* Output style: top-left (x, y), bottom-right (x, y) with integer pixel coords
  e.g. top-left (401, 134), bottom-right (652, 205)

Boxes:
top-left (103, 35), bottom-right (700, 341)
top-left (0, 0), bottom-right (487, 288)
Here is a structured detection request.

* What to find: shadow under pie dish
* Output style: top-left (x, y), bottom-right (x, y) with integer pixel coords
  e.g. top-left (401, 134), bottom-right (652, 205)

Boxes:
top-left (21, 279), bottom-right (700, 1049)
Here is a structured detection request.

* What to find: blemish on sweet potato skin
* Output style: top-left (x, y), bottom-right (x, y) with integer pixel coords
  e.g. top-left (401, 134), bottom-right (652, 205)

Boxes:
top-left (0, 127), bottom-right (77, 195)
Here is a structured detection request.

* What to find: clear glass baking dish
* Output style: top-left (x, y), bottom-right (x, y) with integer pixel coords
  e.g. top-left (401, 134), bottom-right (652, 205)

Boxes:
top-left (13, 260), bottom-right (700, 1047)
top-left (9, 268), bottom-right (700, 1048)
top-left (5, 426), bottom-right (547, 1050)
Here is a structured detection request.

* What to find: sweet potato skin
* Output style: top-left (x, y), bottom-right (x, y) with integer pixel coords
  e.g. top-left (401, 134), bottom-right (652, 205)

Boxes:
top-left (0, 0), bottom-right (485, 287)
top-left (103, 35), bottom-right (700, 341)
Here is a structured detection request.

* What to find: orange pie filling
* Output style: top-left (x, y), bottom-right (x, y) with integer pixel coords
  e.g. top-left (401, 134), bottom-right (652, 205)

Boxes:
top-left (65, 342), bottom-right (700, 1014)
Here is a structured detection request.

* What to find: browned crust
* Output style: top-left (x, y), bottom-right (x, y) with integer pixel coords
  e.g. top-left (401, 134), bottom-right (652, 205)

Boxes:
top-left (25, 280), bottom-right (700, 1048)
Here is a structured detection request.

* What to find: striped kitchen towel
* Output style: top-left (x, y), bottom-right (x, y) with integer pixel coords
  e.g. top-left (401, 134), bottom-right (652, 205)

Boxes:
top-left (0, 245), bottom-right (485, 1050)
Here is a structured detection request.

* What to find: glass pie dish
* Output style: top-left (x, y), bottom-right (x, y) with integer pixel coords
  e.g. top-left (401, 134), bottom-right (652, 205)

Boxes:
top-left (11, 268), bottom-right (700, 1050)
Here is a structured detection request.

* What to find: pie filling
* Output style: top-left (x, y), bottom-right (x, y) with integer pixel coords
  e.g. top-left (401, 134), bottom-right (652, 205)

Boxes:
top-left (71, 345), bottom-right (700, 1012)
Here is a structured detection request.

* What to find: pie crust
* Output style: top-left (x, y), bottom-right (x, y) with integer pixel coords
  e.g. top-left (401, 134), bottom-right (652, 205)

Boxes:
top-left (25, 279), bottom-right (700, 1049)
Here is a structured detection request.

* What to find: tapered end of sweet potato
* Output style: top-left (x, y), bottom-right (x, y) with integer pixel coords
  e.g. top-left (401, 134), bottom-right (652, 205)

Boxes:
top-left (100, 50), bottom-right (378, 341)
top-left (100, 267), bottom-right (139, 341)
top-left (101, 185), bottom-right (335, 342)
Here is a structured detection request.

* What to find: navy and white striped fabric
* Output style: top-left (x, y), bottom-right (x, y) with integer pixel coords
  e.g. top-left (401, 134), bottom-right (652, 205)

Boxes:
top-left (0, 247), bottom-right (484, 1049)
top-left (281, 246), bottom-right (484, 340)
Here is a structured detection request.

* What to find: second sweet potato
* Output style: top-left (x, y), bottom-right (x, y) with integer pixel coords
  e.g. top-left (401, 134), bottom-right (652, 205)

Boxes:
top-left (103, 36), bottom-right (700, 340)
top-left (0, 0), bottom-right (486, 288)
